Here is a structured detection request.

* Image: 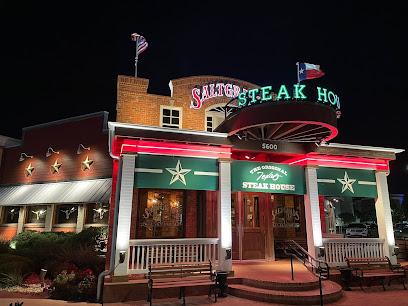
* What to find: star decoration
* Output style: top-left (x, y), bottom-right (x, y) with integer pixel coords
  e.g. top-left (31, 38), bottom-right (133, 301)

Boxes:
top-left (25, 163), bottom-right (35, 177)
top-left (82, 155), bottom-right (94, 171)
top-left (299, 68), bottom-right (304, 74)
top-left (51, 159), bottom-right (62, 174)
top-left (337, 171), bottom-right (356, 193)
top-left (165, 160), bottom-right (191, 185)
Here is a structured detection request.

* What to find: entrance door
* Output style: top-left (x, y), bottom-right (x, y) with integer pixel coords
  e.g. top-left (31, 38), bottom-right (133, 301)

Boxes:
top-left (232, 192), bottom-right (274, 260)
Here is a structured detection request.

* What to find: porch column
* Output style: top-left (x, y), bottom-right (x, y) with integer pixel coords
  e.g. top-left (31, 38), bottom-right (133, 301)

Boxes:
top-left (17, 206), bottom-right (26, 234)
top-left (375, 171), bottom-right (396, 264)
top-left (304, 166), bottom-right (323, 259)
top-left (44, 205), bottom-right (55, 232)
top-left (76, 204), bottom-right (85, 233)
top-left (113, 154), bottom-right (136, 277)
top-left (218, 158), bottom-right (232, 272)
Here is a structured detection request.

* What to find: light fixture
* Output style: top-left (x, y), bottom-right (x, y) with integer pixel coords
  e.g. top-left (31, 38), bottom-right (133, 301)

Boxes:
top-left (77, 144), bottom-right (91, 154)
top-left (19, 153), bottom-right (33, 162)
top-left (46, 147), bottom-right (59, 158)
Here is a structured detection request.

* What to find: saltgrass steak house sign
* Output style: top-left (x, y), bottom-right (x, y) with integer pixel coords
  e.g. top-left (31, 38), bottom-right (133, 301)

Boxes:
top-left (237, 84), bottom-right (341, 111)
top-left (232, 161), bottom-right (305, 195)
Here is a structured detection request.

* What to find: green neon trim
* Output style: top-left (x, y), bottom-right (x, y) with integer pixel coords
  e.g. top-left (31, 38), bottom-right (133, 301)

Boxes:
top-left (293, 84), bottom-right (307, 99)
top-left (276, 85), bottom-right (291, 100)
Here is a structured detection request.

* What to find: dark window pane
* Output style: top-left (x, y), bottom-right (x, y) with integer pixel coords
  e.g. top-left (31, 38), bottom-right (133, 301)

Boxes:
top-left (163, 108), bottom-right (170, 116)
top-left (86, 203), bottom-right (109, 224)
top-left (207, 127), bottom-right (212, 132)
top-left (172, 110), bottom-right (179, 117)
top-left (3, 206), bottom-right (20, 223)
top-left (57, 205), bottom-right (78, 224)
top-left (163, 116), bottom-right (170, 124)
top-left (27, 205), bottom-right (47, 223)
top-left (171, 117), bottom-right (179, 124)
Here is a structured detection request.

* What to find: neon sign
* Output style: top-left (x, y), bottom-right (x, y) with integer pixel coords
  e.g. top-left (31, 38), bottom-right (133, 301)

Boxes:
top-left (237, 84), bottom-right (340, 110)
top-left (190, 82), bottom-right (247, 109)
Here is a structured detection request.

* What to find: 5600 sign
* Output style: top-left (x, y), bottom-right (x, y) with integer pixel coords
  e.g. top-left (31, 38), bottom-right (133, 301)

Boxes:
top-left (262, 143), bottom-right (278, 151)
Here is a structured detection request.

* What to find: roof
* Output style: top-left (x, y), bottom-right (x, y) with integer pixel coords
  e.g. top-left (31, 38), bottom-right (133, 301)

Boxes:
top-left (0, 178), bottom-right (111, 206)
top-left (321, 142), bottom-right (404, 154)
top-left (0, 135), bottom-right (21, 148)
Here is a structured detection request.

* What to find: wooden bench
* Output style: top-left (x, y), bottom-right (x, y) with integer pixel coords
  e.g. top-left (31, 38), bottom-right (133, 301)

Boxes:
top-left (346, 257), bottom-right (407, 290)
top-left (146, 261), bottom-right (218, 306)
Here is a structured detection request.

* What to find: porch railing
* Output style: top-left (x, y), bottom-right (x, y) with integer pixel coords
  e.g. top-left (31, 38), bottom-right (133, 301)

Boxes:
top-left (323, 238), bottom-right (385, 267)
top-left (128, 238), bottom-right (219, 274)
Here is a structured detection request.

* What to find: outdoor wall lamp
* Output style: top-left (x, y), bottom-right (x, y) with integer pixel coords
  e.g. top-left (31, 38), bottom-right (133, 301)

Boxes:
top-left (18, 152), bottom-right (33, 162)
top-left (317, 246), bottom-right (326, 258)
top-left (393, 246), bottom-right (400, 256)
top-left (46, 147), bottom-right (59, 158)
top-left (77, 143), bottom-right (91, 154)
top-left (119, 251), bottom-right (126, 263)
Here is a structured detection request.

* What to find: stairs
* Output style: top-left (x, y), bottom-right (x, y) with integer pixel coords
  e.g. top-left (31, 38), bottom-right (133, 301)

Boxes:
top-left (228, 278), bottom-right (343, 305)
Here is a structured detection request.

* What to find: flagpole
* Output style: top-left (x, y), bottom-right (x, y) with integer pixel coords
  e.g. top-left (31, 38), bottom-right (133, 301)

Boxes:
top-left (296, 62), bottom-right (300, 84)
top-left (134, 36), bottom-right (139, 78)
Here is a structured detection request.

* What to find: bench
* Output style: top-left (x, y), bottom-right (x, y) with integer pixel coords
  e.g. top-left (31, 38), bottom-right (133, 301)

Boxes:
top-left (346, 257), bottom-right (407, 291)
top-left (146, 261), bottom-right (218, 306)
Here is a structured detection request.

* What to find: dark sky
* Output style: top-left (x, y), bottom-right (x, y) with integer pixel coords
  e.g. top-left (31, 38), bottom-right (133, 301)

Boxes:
top-left (1, 1), bottom-right (407, 193)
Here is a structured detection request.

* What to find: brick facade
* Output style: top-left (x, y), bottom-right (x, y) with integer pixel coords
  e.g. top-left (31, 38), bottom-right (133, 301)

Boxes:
top-left (116, 75), bottom-right (258, 130)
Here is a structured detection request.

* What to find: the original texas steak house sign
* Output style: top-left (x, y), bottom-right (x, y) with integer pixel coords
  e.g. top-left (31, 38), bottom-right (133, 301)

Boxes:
top-left (231, 161), bottom-right (305, 195)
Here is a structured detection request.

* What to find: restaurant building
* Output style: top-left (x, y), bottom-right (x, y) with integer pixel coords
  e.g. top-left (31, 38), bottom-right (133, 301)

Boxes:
top-left (0, 112), bottom-right (112, 240)
top-left (106, 75), bottom-right (403, 280)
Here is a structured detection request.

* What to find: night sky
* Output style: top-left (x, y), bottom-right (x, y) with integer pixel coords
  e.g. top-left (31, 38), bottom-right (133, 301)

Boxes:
top-left (1, 1), bottom-right (407, 193)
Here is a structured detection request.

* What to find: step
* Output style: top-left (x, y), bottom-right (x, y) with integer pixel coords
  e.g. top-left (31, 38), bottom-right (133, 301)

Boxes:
top-left (240, 278), bottom-right (321, 291)
top-left (228, 280), bottom-right (343, 305)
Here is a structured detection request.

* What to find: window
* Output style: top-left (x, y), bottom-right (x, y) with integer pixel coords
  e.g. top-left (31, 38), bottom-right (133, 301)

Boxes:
top-left (2, 206), bottom-right (20, 224)
top-left (205, 105), bottom-right (228, 132)
top-left (56, 205), bottom-right (78, 224)
top-left (160, 106), bottom-right (182, 129)
top-left (138, 189), bottom-right (184, 238)
top-left (244, 196), bottom-right (260, 227)
top-left (86, 203), bottom-right (109, 224)
top-left (27, 205), bottom-right (47, 224)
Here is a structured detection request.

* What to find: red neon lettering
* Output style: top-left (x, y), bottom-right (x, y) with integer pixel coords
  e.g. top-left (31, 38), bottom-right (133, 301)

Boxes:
top-left (233, 85), bottom-right (240, 97)
top-left (209, 83), bottom-right (215, 99)
top-left (216, 83), bottom-right (224, 97)
top-left (191, 88), bottom-right (202, 109)
top-left (224, 84), bottom-right (233, 97)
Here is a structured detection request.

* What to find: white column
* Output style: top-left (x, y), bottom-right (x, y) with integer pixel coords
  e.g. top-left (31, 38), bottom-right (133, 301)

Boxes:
top-left (44, 205), bottom-right (55, 232)
top-left (113, 154), bottom-right (136, 276)
top-left (17, 206), bottom-right (26, 234)
top-left (375, 171), bottom-right (396, 264)
top-left (218, 159), bottom-right (232, 272)
top-left (304, 166), bottom-right (323, 259)
top-left (76, 204), bottom-right (85, 233)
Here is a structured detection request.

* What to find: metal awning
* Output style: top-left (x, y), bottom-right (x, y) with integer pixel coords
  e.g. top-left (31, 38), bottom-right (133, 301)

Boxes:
top-left (0, 178), bottom-right (112, 206)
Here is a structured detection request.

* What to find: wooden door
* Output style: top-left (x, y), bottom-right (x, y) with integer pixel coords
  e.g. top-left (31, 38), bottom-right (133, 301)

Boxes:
top-left (232, 192), bottom-right (272, 260)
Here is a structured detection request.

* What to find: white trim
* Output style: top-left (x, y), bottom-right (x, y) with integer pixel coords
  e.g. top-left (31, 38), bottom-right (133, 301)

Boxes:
top-left (134, 168), bottom-right (163, 173)
top-left (194, 171), bottom-right (219, 176)
top-left (320, 142), bottom-right (404, 154)
top-left (159, 105), bottom-right (183, 129)
top-left (317, 179), bottom-right (336, 183)
top-left (108, 121), bottom-right (229, 138)
top-left (358, 181), bottom-right (377, 186)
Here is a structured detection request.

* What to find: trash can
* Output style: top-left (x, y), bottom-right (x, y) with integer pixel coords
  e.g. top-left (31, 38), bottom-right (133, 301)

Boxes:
top-left (215, 271), bottom-right (228, 297)
top-left (339, 267), bottom-right (353, 291)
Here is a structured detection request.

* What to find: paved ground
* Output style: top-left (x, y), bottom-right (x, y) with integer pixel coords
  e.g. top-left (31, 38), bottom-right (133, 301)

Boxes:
top-left (2, 286), bottom-right (408, 306)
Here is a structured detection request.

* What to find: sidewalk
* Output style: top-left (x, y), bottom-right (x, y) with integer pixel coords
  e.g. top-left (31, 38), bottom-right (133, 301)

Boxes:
top-left (2, 285), bottom-right (408, 306)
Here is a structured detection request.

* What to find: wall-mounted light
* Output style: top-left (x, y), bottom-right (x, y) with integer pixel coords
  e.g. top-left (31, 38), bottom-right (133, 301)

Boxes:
top-left (77, 144), bottom-right (91, 154)
top-left (19, 153), bottom-right (33, 162)
top-left (46, 147), bottom-right (59, 158)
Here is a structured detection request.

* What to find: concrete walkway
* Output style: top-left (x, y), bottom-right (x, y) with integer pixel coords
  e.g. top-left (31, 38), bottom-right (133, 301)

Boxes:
top-left (2, 286), bottom-right (408, 306)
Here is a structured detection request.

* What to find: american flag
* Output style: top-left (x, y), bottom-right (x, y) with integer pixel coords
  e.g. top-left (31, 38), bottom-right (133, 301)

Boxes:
top-left (131, 33), bottom-right (148, 56)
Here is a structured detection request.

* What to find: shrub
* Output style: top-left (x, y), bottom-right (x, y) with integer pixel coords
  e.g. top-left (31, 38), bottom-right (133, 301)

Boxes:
top-left (49, 268), bottom-right (97, 301)
top-left (0, 254), bottom-right (33, 275)
top-left (56, 245), bottom-right (104, 276)
top-left (0, 240), bottom-right (11, 254)
top-left (0, 271), bottom-right (25, 288)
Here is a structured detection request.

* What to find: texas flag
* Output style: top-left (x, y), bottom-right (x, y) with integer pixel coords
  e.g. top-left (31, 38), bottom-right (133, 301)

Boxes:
top-left (297, 62), bottom-right (325, 82)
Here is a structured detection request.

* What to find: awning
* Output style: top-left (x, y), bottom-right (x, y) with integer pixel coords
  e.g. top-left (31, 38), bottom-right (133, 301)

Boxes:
top-left (0, 178), bottom-right (112, 206)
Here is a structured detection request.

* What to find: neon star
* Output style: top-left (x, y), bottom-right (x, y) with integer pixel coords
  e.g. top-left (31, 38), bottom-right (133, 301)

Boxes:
top-left (82, 155), bottom-right (94, 170)
top-left (25, 163), bottom-right (35, 176)
top-left (337, 171), bottom-right (356, 193)
top-left (165, 160), bottom-right (191, 185)
top-left (51, 159), bottom-right (62, 174)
